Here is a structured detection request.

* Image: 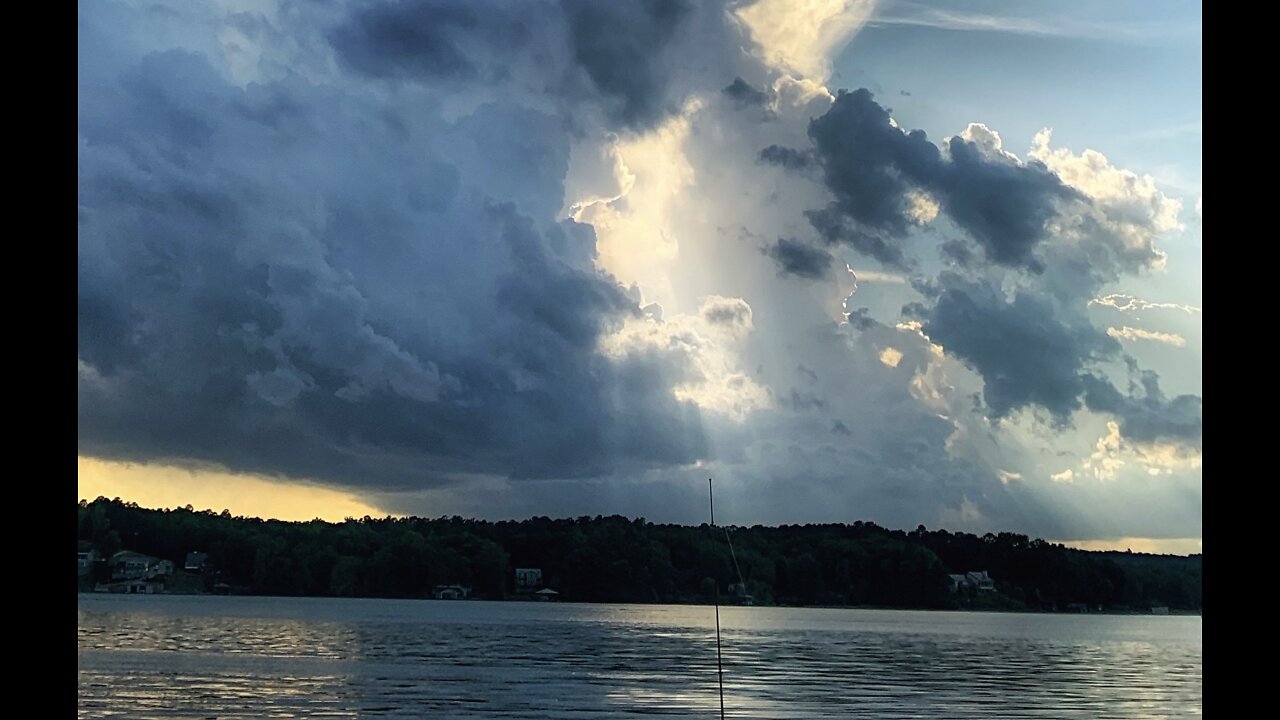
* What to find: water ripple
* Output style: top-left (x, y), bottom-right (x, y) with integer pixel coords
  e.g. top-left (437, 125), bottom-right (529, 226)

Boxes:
top-left (78, 595), bottom-right (1201, 719)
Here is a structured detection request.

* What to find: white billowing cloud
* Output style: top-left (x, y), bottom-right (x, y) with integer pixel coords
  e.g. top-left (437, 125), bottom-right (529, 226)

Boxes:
top-left (1031, 129), bottom-right (1181, 272)
top-left (958, 123), bottom-right (1020, 163)
top-left (1050, 469), bottom-right (1075, 484)
top-left (569, 101), bottom-right (703, 309)
top-left (736, 0), bottom-right (879, 80)
top-left (878, 347), bottom-right (904, 368)
top-left (905, 189), bottom-right (941, 224)
top-left (700, 295), bottom-right (755, 337)
top-left (563, 139), bottom-right (635, 217)
top-left (1107, 325), bottom-right (1187, 347)
top-left (1134, 441), bottom-right (1202, 476)
top-left (78, 0), bottom-right (1200, 546)
top-left (1081, 421), bottom-right (1201, 481)
top-left (771, 75), bottom-right (836, 115)
top-left (1083, 421), bottom-right (1127, 480)
top-left (598, 312), bottom-right (769, 422)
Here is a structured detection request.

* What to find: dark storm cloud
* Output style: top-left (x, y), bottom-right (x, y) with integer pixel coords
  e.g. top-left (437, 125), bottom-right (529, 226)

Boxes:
top-left (917, 274), bottom-right (1200, 444)
top-left (919, 274), bottom-right (1120, 420)
top-left (804, 89), bottom-right (942, 236)
top-left (763, 238), bottom-right (833, 279)
top-left (328, 0), bottom-right (747, 131)
top-left (79, 0), bottom-right (1200, 542)
top-left (804, 206), bottom-right (907, 268)
top-left (723, 76), bottom-right (768, 106)
top-left (562, 0), bottom-right (693, 127)
top-left (764, 89), bottom-right (1077, 270)
top-left (1082, 371), bottom-right (1203, 444)
top-left (932, 134), bottom-right (1071, 271)
top-left (758, 144), bottom-right (813, 170)
top-left (329, 0), bottom-right (517, 81)
top-left (845, 307), bottom-right (877, 331)
top-left (757, 87), bottom-right (1201, 445)
top-left (77, 30), bottom-right (708, 488)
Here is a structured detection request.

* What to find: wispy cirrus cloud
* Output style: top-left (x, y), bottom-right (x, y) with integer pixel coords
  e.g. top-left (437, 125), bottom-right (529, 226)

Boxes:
top-left (867, 1), bottom-right (1195, 44)
top-left (1107, 326), bottom-right (1187, 347)
top-left (1091, 294), bottom-right (1201, 315)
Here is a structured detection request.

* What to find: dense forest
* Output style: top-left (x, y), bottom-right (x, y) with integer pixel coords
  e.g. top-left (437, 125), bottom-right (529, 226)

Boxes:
top-left (77, 497), bottom-right (1201, 612)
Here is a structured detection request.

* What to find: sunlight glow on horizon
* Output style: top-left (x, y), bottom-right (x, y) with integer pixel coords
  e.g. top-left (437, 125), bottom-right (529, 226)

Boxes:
top-left (78, 455), bottom-right (1201, 556)
top-left (1056, 536), bottom-right (1202, 556)
top-left (77, 456), bottom-right (390, 522)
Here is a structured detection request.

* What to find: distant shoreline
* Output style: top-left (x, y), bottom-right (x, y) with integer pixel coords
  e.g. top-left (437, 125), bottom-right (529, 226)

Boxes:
top-left (78, 499), bottom-right (1202, 615)
top-left (76, 591), bottom-right (1201, 617)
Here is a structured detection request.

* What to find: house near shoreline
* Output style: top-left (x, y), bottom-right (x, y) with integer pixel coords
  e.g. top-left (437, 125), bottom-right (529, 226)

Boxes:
top-left (432, 584), bottom-right (472, 600)
top-left (110, 551), bottom-right (175, 581)
top-left (77, 550), bottom-right (99, 575)
top-left (184, 552), bottom-right (209, 573)
top-left (515, 568), bottom-right (543, 593)
top-left (947, 570), bottom-right (996, 593)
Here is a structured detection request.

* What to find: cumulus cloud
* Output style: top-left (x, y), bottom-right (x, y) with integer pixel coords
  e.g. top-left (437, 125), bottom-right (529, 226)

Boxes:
top-left (764, 89), bottom-right (1078, 271)
top-left (78, 0), bottom-right (1200, 545)
top-left (1081, 370), bottom-right (1202, 444)
top-left (757, 89), bottom-right (1199, 450)
top-left (598, 311), bottom-right (769, 422)
top-left (735, 0), bottom-right (879, 80)
top-left (917, 273), bottom-right (1121, 419)
top-left (561, 0), bottom-right (697, 128)
top-left (1029, 129), bottom-right (1179, 276)
top-left (77, 0), bottom-right (717, 488)
top-left (878, 347), bottom-right (904, 368)
top-left (700, 295), bottom-right (755, 335)
top-left (1081, 421), bottom-right (1201, 481)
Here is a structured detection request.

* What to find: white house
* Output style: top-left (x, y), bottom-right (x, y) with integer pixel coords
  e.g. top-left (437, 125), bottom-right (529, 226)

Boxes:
top-left (515, 568), bottom-right (542, 592)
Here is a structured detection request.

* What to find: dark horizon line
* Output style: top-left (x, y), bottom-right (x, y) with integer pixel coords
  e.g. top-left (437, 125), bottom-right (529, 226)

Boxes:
top-left (77, 495), bottom-right (1202, 558)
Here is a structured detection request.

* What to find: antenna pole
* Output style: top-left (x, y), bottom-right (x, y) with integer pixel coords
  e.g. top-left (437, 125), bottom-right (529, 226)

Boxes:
top-left (710, 478), bottom-right (725, 720)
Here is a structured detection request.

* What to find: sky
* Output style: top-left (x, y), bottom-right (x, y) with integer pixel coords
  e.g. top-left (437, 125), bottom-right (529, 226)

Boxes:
top-left (77, 0), bottom-right (1202, 553)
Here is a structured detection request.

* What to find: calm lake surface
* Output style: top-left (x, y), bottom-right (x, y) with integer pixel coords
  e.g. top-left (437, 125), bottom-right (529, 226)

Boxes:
top-left (78, 594), bottom-right (1201, 718)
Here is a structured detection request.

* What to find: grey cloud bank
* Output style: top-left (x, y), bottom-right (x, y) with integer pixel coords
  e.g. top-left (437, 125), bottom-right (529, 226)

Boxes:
top-left (78, 0), bottom-right (1200, 544)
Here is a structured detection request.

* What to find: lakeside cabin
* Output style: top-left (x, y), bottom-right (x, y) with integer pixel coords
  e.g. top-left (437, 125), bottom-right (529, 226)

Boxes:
top-left (111, 551), bottom-right (175, 581)
top-left (432, 584), bottom-right (472, 600)
top-left (947, 570), bottom-right (996, 593)
top-left (515, 568), bottom-right (543, 593)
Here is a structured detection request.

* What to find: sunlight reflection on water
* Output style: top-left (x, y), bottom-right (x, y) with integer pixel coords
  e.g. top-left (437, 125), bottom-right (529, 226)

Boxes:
top-left (78, 595), bottom-right (1200, 718)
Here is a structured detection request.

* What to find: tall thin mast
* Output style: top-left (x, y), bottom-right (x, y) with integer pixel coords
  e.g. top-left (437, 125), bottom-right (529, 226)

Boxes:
top-left (709, 478), bottom-right (725, 720)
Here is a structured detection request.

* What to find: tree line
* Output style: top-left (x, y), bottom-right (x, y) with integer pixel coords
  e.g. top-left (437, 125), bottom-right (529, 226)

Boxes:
top-left (78, 497), bottom-right (1201, 611)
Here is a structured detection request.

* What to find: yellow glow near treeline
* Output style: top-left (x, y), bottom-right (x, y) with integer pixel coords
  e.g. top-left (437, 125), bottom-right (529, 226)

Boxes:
top-left (77, 456), bottom-right (389, 522)
top-left (1057, 537), bottom-right (1202, 556)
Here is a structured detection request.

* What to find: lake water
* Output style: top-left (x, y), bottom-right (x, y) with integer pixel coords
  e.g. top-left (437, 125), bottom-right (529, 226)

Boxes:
top-left (78, 594), bottom-right (1201, 718)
